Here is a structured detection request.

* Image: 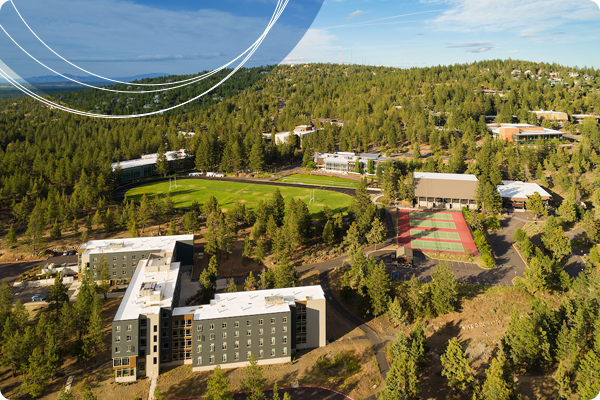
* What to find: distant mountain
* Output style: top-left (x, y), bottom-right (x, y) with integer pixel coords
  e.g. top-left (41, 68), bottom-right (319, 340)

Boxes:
top-left (20, 73), bottom-right (168, 84)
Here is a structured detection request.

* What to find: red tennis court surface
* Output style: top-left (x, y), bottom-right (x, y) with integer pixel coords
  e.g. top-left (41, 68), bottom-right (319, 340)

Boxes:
top-left (398, 209), bottom-right (478, 255)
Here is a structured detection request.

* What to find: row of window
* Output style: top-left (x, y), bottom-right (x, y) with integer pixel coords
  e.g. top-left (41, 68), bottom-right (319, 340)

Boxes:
top-left (197, 348), bottom-right (286, 365)
top-left (197, 336), bottom-right (287, 353)
top-left (93, 255), bottom-right (145, 262)
top-left (114, 335), bottom-right (133, 343)
top-left (113, 357), bottom-right (130, 367)
top-left (115, 345), bottom-right (135, 353)
top-left (198, 317), bottom-right (287, 332)
top-left (115, 368), bottom-right (136, 378)
top-left (115, 325), bottom-right (132, 332)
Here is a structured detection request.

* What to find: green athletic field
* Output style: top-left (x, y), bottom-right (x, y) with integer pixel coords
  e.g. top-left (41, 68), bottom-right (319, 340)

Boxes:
top-left (409, 211), bottom-right (453, 220)
top-left (125, 179), bottom-right (352, 217)
top-left (277, 174), bottom-right (361, 188)
top-left (411, 240), bottom-right (465, 252)
top-left (409, 219), bottom-right (457, 229)
top-left (410, 230), bottom-right (461, 240)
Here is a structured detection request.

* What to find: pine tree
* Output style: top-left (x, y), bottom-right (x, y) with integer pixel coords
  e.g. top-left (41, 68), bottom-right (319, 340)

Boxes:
top-left (48, 275), bottom-right (69, 315)
top-left (367, 261), bottom-right (391, 316)
top-left (576, 350), bottom-right (600, 400)
top-left (272, 382), bottom-right (281, 400)
top-left (50, 220), bottom-right (62, 240)
top-left (430, 262), bottom-right (458, 315)
top-left (82, 383), bottom-right (98, 400)
top-left (92, 209), bottom-right (102, 231)
top-left (244, 272), bottom-right (257, 291)
top-left (85, 215), bottom-right (92, 232)
top-left (481, 351), bottom-right (516, 400)
top-left (57, 386), bottom-right (73, 400)
top-left (226, 278), bottom-right (237, 293)
top-left (104, 208), bottom-right (115, 232)
top-left (99, 257), bottom-right (111, 300)
top-left (167, 219), bottom-right (179, 235)
top-left (206, 365), bottom-right (233, 400)
top-left (242, 354), bottom-right (266, 400)
top-left (249, 140), bottom-right (266, 172)
top-left (409, 322), bottom-right (430, 371)
top-left (322, 219), bottom-right (335, 245)
top-left (156, 145), bottom-right (169, 177)
top-left (525, 191), bottom-right (548, 217)
top-left (273, 258), bottom-right (298, 289)
top-left (366, 218), bottom-right (386, 250)
top-left (82, 298), bottom-right (104, 362)
top-left (24, 347), bottom-right (51, 398)
top-left (554, 361), bottom-right (573, 399)
top-left (5, 223), bottom-right (17, 248)
top-left (380, 351), bottom-right (420, 400)
top-left (524, 256), bottom-right (548, 294)
top-left (386, 297), bottom-right (405, 326)
top-left (441, 338), bottom-right (475, 391)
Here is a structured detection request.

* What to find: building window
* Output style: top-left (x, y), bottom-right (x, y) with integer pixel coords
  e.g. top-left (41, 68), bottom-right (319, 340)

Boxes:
top-left (259, 319), bottom-right (263, 326)
top-left (222, 332), bottom-right (227, 339)
top-left (247, 340), bottom-right (252, 347)
top-left (234, 352), bottom-right (239, 361)
top-left (270, 348), bottom-right (276, 357)
top-left (282, 347), bottom-right (287, 355)
top-left (113, 264), bottom-right (116, 268)
top-left (259, 329), bottom-right (263, 335)
top-left (222, 354), bottom-right (227, 362)
top-left (197, 335), bottom-right (203, 341)
top-left (271, 327), bottom-right (275, 334)
top-left (127, 325), bottom-right (132, 332)
top-left (162, 331), bottom-right (167, 338)
top-left (197, 325), bottom-right (203, 332)
top-left (154, 325), bottom-right (157, 332)
top-left (116, 326), bottom-right (121, 332)
top-left (259, 349), bottom-right (264, 358)
top-left (142, 255), bottom-right (145, 259)
top-left (154, 357), bottom-right (157, 365)
top-left (271, 318), bottom-right (275, 324)
top-left (282, 336), bottom-right (287, 344)
top-left (247, 320), bottom-right (251, 326)
top-left (259, 338), bottom-right (263, 346)
top-left (210, 333), bottom-right (215, 341)
top-left (132, 255), bottom-right (136, 260)
top-left (222, 322), bottom-right (227, 329)
top-left (122, 264), bottom-right (127, 268)
top-left (270, 337), bottom-right (275, 345)
top-left (222, 342), bottom-right (227, 350)
top-left (209, 355), bottom-right (215, 364)
top-left (112, 271), bottom-right (117, 276)
top-left (283, 317), bottom-right (287, 323)
top-left (197, 344), bottom-right (202, 353)
top-left (126, 336), bottom-right (132, 342)
top-left (283, 326), bottom-right (288, 333)
top-left (197, 356), bottom-right (202, 365)
top-left (162, 343), bottom-right (169, 349)
top-left (123, 256), bottom-right (127, 261)
top-left (247, 330), bottom-right (252, 336)
top-left (234, 321), bottom-right (239, 328)
top-left (234, 331), bottom-right (239, 337)
top-left (154, 335), bottom-right (157, 343)
top-left (113, 256), bottom-right (117, 261)
top-left (122, 270), bottom-right (127, 275)
top-left (122, 357), bottom-right (129, 366)
top-left (162, 322), bottom-right (169, 328)
top-left (296, 334), bottom-right (307, 344)
top-left (115, 336), bottom-right (121, 343)
top-left (127, 345), bottom-right (133, 352)
top-left (247, 351), bottom-right (252, 359)
top-left (210, 343), bottom-right (215, 352)
top-left (162, 312), bottom-right (167, 318)
top-left (114, 359), bottom-right (121, 367)
top-left (210, 323), bottom-right (215, 330)
top-left (234, 341), bottom-right (239, 349)
top-left (115, 346), bottom-right (120, 353)
top-left (93, 257), bottom-right (97, 262)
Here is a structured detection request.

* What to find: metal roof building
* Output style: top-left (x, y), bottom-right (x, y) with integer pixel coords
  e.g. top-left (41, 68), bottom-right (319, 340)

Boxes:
top-left (497, 180), bottom-right (552, 209)
top-left (413, 172), bottom-right (478, 210)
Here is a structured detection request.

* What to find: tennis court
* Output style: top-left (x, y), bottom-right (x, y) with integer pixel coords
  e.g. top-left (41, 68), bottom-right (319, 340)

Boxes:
top-left (411, 240), bottom-right (465, 252)
top-left (409, 211), bottom-right (453, 220)
top-left (410, 219), bottom-right (457, 229)
top-left (410, 230), bottom-right (461, 240)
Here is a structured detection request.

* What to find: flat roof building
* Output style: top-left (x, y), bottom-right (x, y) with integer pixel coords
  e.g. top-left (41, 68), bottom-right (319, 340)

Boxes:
top-left (497, 180), bottom-right (552, 209)
top-left (111, 260), bottom-right (326, 382)
top-left (313, 152), bottom-right (392, 174)
top-left (78, 235), bottom-right (194, 284)
top-left (530, 110), bottom-right (568, 123)
top-left (414, 172), bottom-right (478, 210)
top-left (487, 123), bottom-right (564, 144)
top-left (111, 149), bottom-right (191, 181)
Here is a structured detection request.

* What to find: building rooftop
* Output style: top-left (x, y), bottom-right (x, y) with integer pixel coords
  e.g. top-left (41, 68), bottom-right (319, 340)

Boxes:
top-left (79, 235), bottom-right (194, 256)
top-left (487, 123), bottom-right (563, 136)
top-left (111, 149), bottom-right (190, 171)
top-left (414, 172), bottom-right (478, 182)
top-left (497, 181), bottom-right (552, 200)
top-left (114, 258), bottom-right (181, 321)
top-left (172, 286), bottom-right (325, 321)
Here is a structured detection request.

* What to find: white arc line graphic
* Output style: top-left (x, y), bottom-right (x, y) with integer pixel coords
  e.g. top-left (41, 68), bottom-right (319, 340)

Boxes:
top-left (0, 0), bottom-right (287, 93)
top-left (0, 0), bottom-right (289, 118)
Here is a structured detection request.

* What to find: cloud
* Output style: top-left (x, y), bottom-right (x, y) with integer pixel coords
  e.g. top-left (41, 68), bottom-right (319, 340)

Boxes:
top-left (446, 41), bottom-right (500, 52)
top-left (347, 10), bottom-right (370, 20)
top-left (428, 0), bottom-right (598, 33)
top-left (282, 28), bottom-right (338, 64)
top-left (518, 33), bottom-right (536, 38)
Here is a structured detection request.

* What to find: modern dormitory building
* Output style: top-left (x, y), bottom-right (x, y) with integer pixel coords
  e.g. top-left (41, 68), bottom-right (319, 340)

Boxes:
top-left (111, 247), bottom-right (326, 382)
top-left (312, 152), bottom-right (392, 173)
top-left (487, 123), bottom-right (564, 144)
top-left (78, 235), bottom-right (195, 285)
top-left (110, 149), bottom-right (191, 181)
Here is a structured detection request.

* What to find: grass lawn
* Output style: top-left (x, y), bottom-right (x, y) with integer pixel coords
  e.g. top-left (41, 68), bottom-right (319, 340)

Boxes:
top-left (125, 179), bottom-right (353, 217)
top-left (278, 174), bottom-right (361, 188)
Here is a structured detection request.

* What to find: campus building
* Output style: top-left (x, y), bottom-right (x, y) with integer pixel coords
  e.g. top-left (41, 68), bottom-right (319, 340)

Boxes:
top-left (111, 252), bottom-right (326, 382)
top-left (530, 110), bottom-right (568, 123)
top-left (487, 123), bottom-right (564, 144)
top-left (413, 172), bottom-right (478, 210)
top-left (497, 181), bottom-right (552, 209)
top-left (78, 235), bottom-right (195, 284)
top-left (312, 152), bottom-right (392, 173)
top-left (111, 149), bottom-right (191, 181)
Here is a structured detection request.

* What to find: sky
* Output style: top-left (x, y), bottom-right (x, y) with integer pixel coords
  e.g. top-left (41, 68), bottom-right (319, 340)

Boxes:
top-left (284, 0), bottom-right (600, 70)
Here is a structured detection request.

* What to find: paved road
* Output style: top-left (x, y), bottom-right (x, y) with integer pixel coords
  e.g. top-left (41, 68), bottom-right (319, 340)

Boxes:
top-left (0, 260), bottom-right (44, 283)
top-left (171, 386), bottom-right (354, 400)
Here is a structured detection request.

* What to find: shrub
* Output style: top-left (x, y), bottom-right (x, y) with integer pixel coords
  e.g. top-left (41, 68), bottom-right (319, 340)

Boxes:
top-left (485, 216), bottom-right (501, 231)
top-left (513, 228), bottom-right (526, 243)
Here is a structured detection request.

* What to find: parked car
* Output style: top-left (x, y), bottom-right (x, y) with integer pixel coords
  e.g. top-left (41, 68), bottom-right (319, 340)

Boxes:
top-left (67, 250), bottom-right (76, 256)
top-left (31, 295), bottom-right (46, 302)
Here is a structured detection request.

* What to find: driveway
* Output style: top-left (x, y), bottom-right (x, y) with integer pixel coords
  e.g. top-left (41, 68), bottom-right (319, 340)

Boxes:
top-left (486, 213), bottom-right (528, 280)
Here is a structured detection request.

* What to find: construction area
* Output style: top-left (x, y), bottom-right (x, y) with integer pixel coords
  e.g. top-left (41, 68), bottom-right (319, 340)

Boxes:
top-left (398, 209), bottom-right (478, 255)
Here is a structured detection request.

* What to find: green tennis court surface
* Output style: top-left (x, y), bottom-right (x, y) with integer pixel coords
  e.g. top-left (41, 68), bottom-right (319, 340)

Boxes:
top-left (410, 230), bottom-right (461, 240)
top-left (411, 240), bottom-right (465, 252)
top-left (410, 219), bottom-right (457, 229)
top-left (409, 211), bottom-right (453, 220)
